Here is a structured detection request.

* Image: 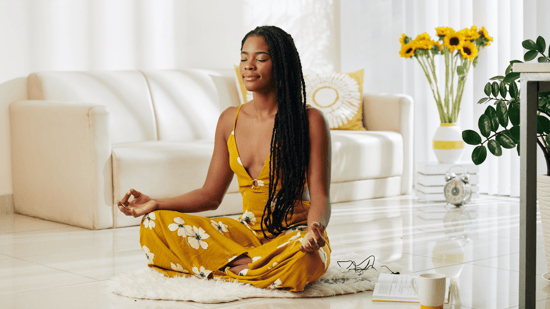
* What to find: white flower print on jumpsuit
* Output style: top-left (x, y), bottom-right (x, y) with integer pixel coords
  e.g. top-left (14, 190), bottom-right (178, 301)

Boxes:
top-left (142, 245), bottom-right (154, 264)
top-left (269, 278), bottom-right (283, 289)
top-left (240, 210), bottom-right (257, 226)
top-left (167, 217), bottom-right (189, 237)
top-left (143, 212), bottom-right (156, 229)
top-left (186, 226), bottom-right (210, 250)
top-left (171, 262), bottom-right (186, 273)
top-left (192, 266), bottom-right (212, 279)
top-left (210, 220), bottom-right (228, 234)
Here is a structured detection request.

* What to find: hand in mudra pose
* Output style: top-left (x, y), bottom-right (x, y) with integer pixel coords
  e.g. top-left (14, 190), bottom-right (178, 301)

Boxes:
top-left (117, 188), bottom-right (157, 217)
top-left (299, 222), bottom-right (326, 253)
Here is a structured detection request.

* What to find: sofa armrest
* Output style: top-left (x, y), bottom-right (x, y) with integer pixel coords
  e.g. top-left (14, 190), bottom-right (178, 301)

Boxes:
top-left (362, 94), bottom-right (414, 195)
top-left (10, 100), bottom-right (113, 229)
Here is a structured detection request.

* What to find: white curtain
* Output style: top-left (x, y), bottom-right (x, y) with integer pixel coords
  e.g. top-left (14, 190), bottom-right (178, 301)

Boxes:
top-left (341, 0), bottom-right (550, 197)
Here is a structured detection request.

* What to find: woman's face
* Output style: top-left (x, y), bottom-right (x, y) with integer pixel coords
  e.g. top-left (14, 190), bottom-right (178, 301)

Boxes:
top-left (240, 35), bottom-right (275, 94)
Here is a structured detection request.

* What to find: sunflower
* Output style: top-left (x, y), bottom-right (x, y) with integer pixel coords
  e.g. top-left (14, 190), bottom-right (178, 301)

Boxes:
top-left (459, 41), bottom-right (478, 61)
top-left (415, 32), bottom-right (431, 41)
top-left (458, 26), bottom-right (480, 41)
top-left (478, 26), bottom-right (493, 43)
top-left (400, 33), bottom-right (407, 45)
top-left (433, 41), bottom-right (443, 50)
top-left (444, 31), bottom-right (465, 52)
top-left (435, 27), bottom-right (455, 37)
top-left (399, 42), bottom-right (417, 58)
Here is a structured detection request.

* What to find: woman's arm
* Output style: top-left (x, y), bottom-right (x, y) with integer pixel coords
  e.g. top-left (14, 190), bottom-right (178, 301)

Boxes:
top-left (117, 107), bottom-right (237, 217)
top-left (300, 107), bottom-right (332, 252)
top-left (153, 107), bottom-right (237, 212)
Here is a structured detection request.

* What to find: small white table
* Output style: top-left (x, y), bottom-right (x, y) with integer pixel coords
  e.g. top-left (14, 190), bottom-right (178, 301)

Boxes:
top-left (414, 161), bottom-right (479, 202)
top-left (513, 63), bottom-right (550, 309)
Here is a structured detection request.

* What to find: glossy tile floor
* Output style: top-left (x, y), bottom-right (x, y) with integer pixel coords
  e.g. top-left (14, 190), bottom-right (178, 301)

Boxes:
top-left (1, 194), bottom-right (547, 308)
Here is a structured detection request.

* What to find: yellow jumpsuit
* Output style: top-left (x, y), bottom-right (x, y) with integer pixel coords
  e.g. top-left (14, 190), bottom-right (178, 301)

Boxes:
top-left (139, 105), bottom-right (331, 292)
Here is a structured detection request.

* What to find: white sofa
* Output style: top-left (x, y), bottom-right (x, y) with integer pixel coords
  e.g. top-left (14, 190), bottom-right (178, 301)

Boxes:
top-left (9, 69), bottom-right (413, 229)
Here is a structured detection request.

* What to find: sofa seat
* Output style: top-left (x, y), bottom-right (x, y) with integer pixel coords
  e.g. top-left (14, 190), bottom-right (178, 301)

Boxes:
top-left (330, 130), bottom-right (403, 183)
top-left (112, 140), bottom-right (242, 227)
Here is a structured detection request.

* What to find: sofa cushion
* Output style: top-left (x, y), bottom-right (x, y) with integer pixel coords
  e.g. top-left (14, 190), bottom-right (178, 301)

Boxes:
top-left (330, 130), bottom-right (403, 183)
top-left (112, 140), bottom-right (240, 201)
top-left (27, 71), bottom-right (157, 144)
top-left (142, 69), bottom-right (241, 142)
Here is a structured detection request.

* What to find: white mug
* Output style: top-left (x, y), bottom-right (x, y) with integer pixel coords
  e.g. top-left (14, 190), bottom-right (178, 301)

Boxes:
top-left (411, 273), bottom-right (446, 309)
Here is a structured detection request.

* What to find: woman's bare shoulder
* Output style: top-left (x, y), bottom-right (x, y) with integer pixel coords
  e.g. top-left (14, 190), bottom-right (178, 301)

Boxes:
top-left (306, 106), bottom-right (329, 131)
top-left (217, 106), bottom-right (239, 138)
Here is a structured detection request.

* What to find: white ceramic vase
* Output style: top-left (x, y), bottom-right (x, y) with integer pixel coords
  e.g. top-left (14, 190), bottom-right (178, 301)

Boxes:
top-left (537, 174), bottom-right (550, 274)
top-left (433, 123), bottom-right (465, 164)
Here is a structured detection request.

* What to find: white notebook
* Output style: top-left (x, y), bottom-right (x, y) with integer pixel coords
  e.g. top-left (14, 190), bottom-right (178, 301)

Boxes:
top-left (372, 273), bottom-right (450, 303)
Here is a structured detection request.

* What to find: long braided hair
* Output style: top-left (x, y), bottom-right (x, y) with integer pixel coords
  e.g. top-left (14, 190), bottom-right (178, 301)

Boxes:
top-left (241, 26), bottom-right (309, 238)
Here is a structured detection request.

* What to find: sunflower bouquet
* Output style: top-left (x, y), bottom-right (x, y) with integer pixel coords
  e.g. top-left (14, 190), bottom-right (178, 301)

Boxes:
top-left (399, 26), bottom-right (493, 123)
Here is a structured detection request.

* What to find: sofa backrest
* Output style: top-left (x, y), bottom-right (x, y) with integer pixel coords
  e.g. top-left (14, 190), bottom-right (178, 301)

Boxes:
top-left (27, 69), bottom-right (241, 144)
top-left (27, 71), bottom-right (157, 144)
top-left (142, 69), bottom-right (240, 142)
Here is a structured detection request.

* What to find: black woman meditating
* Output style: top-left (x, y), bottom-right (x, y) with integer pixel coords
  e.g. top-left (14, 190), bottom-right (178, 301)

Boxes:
top-left (117, 25), bottom-right (332, 292)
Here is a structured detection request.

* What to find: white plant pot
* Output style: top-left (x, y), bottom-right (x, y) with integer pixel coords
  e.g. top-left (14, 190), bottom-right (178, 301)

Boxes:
top-left (433, 123), bottom-right (465, 164)
top-left (537, 174), bottom-right (550, 274)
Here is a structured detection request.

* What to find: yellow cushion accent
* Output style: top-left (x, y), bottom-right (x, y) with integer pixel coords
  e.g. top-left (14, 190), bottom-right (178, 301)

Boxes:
top-left (233, 66), bottom-right (365, 130)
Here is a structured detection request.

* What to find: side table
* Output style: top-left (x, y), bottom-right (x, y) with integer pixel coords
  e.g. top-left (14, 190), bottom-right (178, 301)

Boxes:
top-left (415, 161), bottom-right (480, 202)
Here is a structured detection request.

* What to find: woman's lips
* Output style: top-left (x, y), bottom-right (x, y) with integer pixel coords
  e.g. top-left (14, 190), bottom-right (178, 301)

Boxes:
top-left (244, 76), bottom-right (260, 81)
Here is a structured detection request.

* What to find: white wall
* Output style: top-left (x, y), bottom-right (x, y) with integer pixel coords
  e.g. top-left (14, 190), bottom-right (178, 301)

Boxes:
top-left (0, 0), bottom-right (339, 196)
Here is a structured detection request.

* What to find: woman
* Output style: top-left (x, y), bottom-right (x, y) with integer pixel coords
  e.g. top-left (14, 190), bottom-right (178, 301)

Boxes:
top-left (117, 25), bottom-right (332, 292)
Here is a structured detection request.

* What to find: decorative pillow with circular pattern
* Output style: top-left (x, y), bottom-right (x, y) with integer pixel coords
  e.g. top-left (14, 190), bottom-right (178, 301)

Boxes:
top-left (234, 66), bottom-right (365, 131)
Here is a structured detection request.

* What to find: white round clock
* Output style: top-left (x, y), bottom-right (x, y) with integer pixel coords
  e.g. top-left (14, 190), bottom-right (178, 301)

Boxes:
top-left (443, 165), bottom-right (472, 206)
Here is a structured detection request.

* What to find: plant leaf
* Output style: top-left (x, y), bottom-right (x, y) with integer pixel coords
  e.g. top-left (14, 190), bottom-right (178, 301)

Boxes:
top-left (496, 131), bottom-right (516, 148)
top-left (491, 82), bottom-right (500, 97)
top-left (488, 139), bottom-right (503, 156)
top-left (472, 145), bottom-right (487, 165)
top-left (537, 36), bottom-right (546, 53)
top-left (539, 56), bottom-right (549, 63)
top-left (499, 82), bottom-right (507, 98)
top-left (523, 39), bottom-right (538, 51)
top-left (509, 81), bottom-right (519, 99)
top-left (503, 72), bottom-right (520, 84)
top-left (462, 129), bottom-right (482, 145)
top-left (490, 75), bottom-right (505, 81)
top-left (479, 114), bottom-right (492, 137)
top-left (506, 64), bottom-right (512, 76)
top-left (525, 50), bottom-right (538, 61)
top-left (478, 97), bottom-right (490, 104)
top-left (517, 140), bottom-right (520, 156)
top-left (457, 66), bottom-right (465, 76)
top-left (496, 101), bottom-right (509, 127)
top-left (510, 126), bottom-right (520, 143)
top-left (485, 106), bottom-right (499, 132)
top-left (484, 82), bottom-right (492, 97)
top-left (538, 115), bottom-right (550, 133)
top-left (509, 102), bottom-right (520, 126)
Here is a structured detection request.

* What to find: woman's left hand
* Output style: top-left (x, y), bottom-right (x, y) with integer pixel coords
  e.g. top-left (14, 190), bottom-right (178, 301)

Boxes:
top-left (300, 222), bottom-right (326, 253)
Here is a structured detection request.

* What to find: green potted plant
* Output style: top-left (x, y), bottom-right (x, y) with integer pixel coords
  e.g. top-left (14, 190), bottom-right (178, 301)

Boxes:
top-left (462, 35), bottom-right (550, 276)
top-left (462, 36), bottom-right (550, 170)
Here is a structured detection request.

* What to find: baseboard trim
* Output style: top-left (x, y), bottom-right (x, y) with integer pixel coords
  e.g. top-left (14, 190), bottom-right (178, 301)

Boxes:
top-left (0, 194), bottom-right (13, 214)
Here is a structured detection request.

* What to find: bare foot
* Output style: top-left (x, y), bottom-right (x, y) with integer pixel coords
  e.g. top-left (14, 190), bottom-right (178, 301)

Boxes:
top-left (229, 264), bottom-right (249, 275)
top-left (227, 254), bottom-right (252, 275)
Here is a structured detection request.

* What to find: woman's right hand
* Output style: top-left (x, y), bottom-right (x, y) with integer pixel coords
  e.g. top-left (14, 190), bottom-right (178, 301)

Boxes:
top-left (117, 188), bottom-right (158, 218)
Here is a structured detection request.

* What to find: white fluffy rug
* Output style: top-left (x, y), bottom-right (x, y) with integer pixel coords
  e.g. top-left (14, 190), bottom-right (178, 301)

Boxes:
top-left (107, 256), bottom-right (403, 303)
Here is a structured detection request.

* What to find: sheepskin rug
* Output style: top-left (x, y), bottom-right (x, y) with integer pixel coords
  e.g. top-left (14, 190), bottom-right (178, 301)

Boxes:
top-left (107, 256), bottom-right (403, 303)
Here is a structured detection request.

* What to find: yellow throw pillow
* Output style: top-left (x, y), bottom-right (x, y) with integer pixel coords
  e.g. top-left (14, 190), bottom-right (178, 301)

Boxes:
top-left (234, 66), bottom-right (365, 131)
top-left (305, 69), bottom-right (365, 130)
